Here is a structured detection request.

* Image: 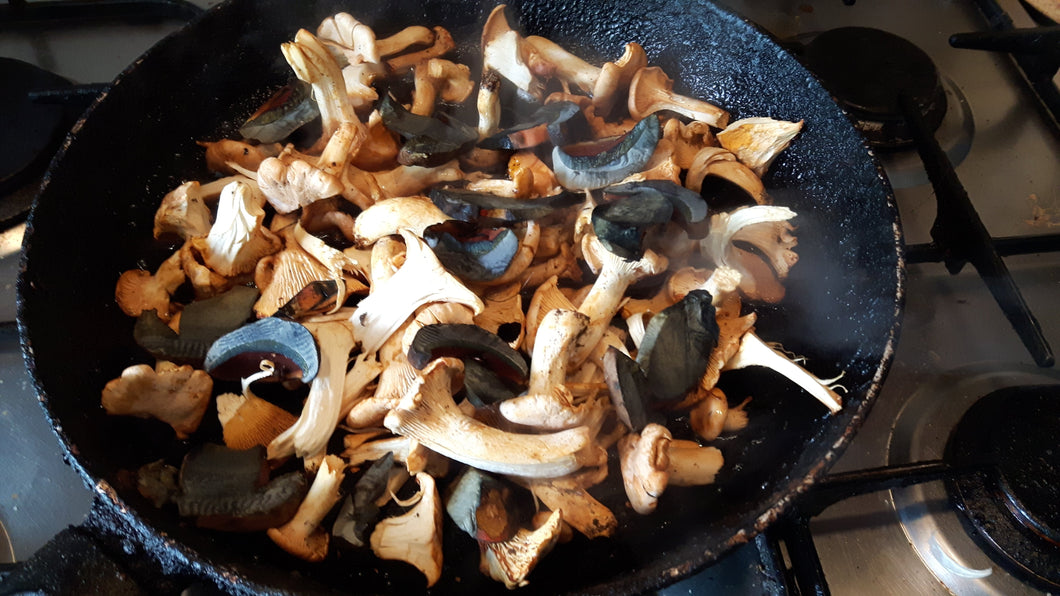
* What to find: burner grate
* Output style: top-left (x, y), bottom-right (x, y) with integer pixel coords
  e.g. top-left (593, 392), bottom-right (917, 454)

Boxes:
top-left (944, 384), bottom-right (1060, 592)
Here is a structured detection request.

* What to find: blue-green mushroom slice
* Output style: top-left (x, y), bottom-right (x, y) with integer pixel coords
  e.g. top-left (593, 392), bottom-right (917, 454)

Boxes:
top-left (205, 317), bottom-right (319, 383)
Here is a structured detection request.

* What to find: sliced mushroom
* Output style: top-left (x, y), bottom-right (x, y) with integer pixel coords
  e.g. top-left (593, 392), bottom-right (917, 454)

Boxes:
top-left (628, 66), bottom-right (729, 128)
top-left (370, 472), bottom-right (444, 587)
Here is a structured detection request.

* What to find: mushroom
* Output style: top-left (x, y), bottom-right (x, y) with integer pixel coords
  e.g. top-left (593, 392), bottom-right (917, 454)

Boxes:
top-left (701, 205), bottom-right (798, 303)
top-left (257, 30), bottom-right (366, 213)
top-left (480, 508), bottom-right (563, 589)
top-left (634, 289), bottom-right (719, 404)
top-left (717, 117), bottom-right (803, 177)
top-left (386, 26), bottom-right (455, 74)
top-left (525, 477), bottom-right (617, 539)
top-left (197, 180), bottom-right (283, 278)
top-left (667, 439), bottom-right (724, 486)
top-left (685, 147), bottom-right (766, 206)
top-left (571, 231), bottom-right (667, 367)
top-left (254, 234), bottom-right (341, 318)
top-left (115, 250), bottom-right (185, 322)
top-left (179, 240), bottom-right (233, 299)
top-left (204, 317), bottom-right (320, 383)
top-left (411, 58), bottom-right (475, 116)
top-left (481, 5), bottom-right (544, 101)
top-left (172, 444), bottom-right (308, 532)
top-left (499, 309), bottom-right (594, 430)
top-left (101, 361), bottom-right (213, 439)
top-left (552, 115), bottom-right (662, 190)
top-left (476, 69), bottom-right (503, 139)
top-left (267, 320), bottom-right (356, 460)
top-left (316, 12), bottom-right (381, 65)
top-left (352, 196), bottom-right (451, 246)
top-left (238, 80), bottom-right (320, 144)
top-left (617, 422), bottom-right (670, 514)
top-left (722, 330), bottom-right (843, 414)
top-left (267, 454), bottom-right (345, 562)
top-left (689, 386), bottom-right (750, 442)
top-left (663, 117), bottom-right (718, 170)
top-left (198, 139), bottom-right (278, 175)
top-left (383, 358), bottom-right (594, 478)
top-left (628, 66), bottom-right (730, 128)
top-left (153, 181), bottom-right (213, 241)
top-left (332, 451), bottom-right (395, 548)
top-left (217, 389), bottom-right (297, 451)
top-left (133, 285), bottom-right (260, 365)
top-left (376, 25), bottom-right (436, 58)
top-left (369, 472), bottom-right (444, 587)
top-left (350, 230), bottom-right (483, 354)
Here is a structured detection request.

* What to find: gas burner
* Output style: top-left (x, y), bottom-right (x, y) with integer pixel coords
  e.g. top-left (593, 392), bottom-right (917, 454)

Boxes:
top-left (888, 364), bottom-right (1060, 595)
top-left (945, 385), bottom-right (1060, 592)
top-left (801, 27), bottom-right (947, 149)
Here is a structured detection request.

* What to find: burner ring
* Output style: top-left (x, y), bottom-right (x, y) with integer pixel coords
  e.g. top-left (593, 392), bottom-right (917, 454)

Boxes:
top-left (945, 385), bottom-right (1060, 591)
top-left (802, 27), bottom-right (947, 148)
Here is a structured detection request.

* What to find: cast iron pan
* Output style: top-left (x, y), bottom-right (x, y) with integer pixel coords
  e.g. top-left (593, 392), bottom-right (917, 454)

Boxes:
top-left (15, 0), bottom-right (903, 593)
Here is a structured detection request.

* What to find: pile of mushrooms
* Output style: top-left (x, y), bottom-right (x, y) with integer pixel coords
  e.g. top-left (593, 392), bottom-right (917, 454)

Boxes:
top-left (103, 5), bottom-right (844, 589)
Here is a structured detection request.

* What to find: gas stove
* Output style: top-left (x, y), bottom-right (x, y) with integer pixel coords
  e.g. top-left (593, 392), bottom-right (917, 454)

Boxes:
top-left (1, 1), bottom-right (1058, 594)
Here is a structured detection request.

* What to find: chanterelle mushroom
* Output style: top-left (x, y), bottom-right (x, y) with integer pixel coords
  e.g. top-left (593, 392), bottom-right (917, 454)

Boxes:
top-left (115, 251), bottom-right (186, 323)
top-left (370, 472), bottom-right (444, 587)
top-left (268, 454), bottom-right (345, 562)
top-left (197, 180), bottom-right (283, 277)
top-left (717, 117), bottom-right (803, 177)
top-left (617, 422), bottom-right (671, 514)
top-left (701, 205), bottom-right (798, 303)
top-left (101, 361), bottom-right (213, 439)
top-left (383, 358), bottom-right (594, 477)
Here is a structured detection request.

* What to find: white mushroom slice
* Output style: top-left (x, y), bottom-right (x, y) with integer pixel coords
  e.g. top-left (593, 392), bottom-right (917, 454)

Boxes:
top-left (376, 25), bottom-right (435, 58)
top-left (717, 117), bottom-right (803, 177)
top-left (370, 472), bottom-right (444, 587)
top-left (253, 237), bottom-right (334, 318)
top-left (153, 181), bottom-right (213, 240)
top-left (352, 196), bottom-right (451, 246)
top-left (267, 320), bottom-right (356, 460)
top-left (316, 12), bottom-right (381, 65)
top-left (481, 5), bottom-right (544, 100)
top-left (701, 205), bottom-right (797, 302)
top-left (722, 331), bottom-right (843, 414)
top-left (523, 35), bottom-right (600, 94)
top-left (199, 181), bottom-right (282, 277)
top-left (383, 358), bottom-right (593, 478)
top-left (481, 508), bottom-right (563, 589)
top-left (350, 230), bottom-right (483, 354)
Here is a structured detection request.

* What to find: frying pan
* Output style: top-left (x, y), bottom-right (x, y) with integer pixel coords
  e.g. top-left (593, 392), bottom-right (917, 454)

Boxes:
top-left (15, 0), bottom-right (903, 593)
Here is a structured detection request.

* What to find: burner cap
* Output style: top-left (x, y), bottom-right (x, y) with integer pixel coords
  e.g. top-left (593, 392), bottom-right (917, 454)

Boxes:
top-left (0, 58), bottom-right (71, 199)
top-left (945, 385), bottom-right (1060, 591)
top-left (801, 27), bottom-right (947, 148)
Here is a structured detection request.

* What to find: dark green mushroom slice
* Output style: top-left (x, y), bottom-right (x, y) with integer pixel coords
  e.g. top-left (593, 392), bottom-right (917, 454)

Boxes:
top-left (173, 444), bottom-right (308, 532)
top-left (429, 186), bottom-right (581, 224)
top-left (552, 115), bottom-right (661, 190)
top-left (635, 290), bottom-right (719, 403)
top-left (379, 94), bottom-right (477, 167)
top-left (602, 347), bottom-right (663, 432)
top-left (333, 452), bottom-right (395, 548)
top-left (462, 358), bottom-right (521, 408)
top-left (699, 175), bottom-right (760, 211)
top-left (591, 191), bottom-right (673, 259)
top-left (134, 286), bottom-right (259, 364)
top-left (239, 80), bottom-right (319, 144)
top-left (424, 223), bottom-right (520, 282)
top-left (478, 101), bottom-right (588, 150)
top-left (204, 317), bottom-right (319, 383)
top-left (407, 323), bottom-right (529, 385)
top-left (604, 180), bottom-right (708, 224)
top-left (444, 467), bottom-right (532, 543)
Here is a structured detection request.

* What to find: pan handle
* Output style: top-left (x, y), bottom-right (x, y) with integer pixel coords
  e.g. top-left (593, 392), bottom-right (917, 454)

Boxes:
top-left (0, 496), bottom-right (217, 595)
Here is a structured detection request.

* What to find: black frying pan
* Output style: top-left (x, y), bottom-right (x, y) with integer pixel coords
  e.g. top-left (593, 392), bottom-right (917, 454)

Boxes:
top-left (15, 0), bottom-right (903, 593)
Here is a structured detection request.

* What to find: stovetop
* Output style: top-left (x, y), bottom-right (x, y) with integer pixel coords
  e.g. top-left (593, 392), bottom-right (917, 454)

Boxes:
top-left (1, 1), bottom-right (1058, 594)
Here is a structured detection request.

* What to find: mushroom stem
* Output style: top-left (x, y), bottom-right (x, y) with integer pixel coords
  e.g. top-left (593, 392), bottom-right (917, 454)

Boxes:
top-left (572, 234), bottom-right (667, 366)
top-left (667, 440), bottom-right (723, 486)
top-left (722, 331), bottom-right (842, 414)
top-left (267, 454), bottom-right (345, 562)
top-left (383, 358), bottom-right (594, 478)
top-left (628, 66), bottom-right (729, 128)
